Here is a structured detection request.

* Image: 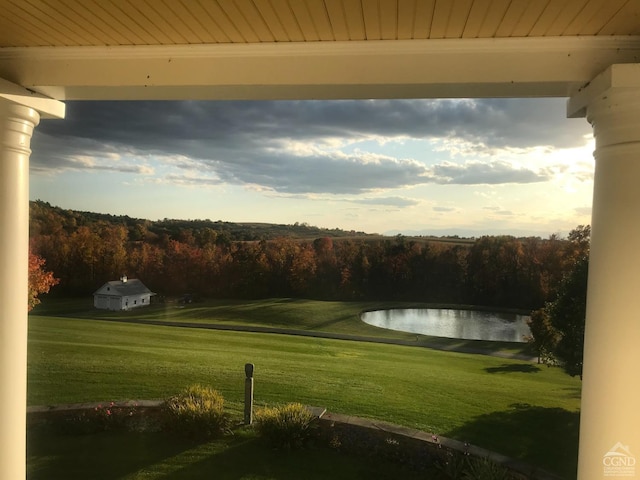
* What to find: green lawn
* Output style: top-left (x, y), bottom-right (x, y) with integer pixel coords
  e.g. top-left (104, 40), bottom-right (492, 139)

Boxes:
top-left (32, 297), bottom-right (535, 358)
top-left (28, 311), bottom-right (580, 478)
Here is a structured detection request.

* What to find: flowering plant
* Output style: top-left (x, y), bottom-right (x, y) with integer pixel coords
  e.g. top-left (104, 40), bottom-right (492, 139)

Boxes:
top-left (92, 401), bottom-right (139, 430)
top-left (59, 401), bottom-right (140, 434)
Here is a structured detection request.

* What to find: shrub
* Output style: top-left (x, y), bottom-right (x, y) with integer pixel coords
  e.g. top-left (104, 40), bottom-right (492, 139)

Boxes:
top-left (463, 456), bottom-right (513, 480)
top-left (436, 450), bottom-right (468, 479)
top-left (254, 403), bottom-right (318, 449)
top-left (436, 451), bottom-right (515, 480)
top-left (47, 401), bottom-right (141, 434)
top-left (162, 384), bottom-right (231, 439)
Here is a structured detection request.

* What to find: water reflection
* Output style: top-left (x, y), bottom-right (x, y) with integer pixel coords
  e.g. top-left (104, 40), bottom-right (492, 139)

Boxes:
top-left (361, 309), bottom-right (531, 343)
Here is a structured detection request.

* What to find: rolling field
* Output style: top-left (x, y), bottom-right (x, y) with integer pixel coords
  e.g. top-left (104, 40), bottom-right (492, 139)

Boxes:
top-left (27, 306), bottom-right (581, 477)
top-left (32, 297), bottom-right (535, 358)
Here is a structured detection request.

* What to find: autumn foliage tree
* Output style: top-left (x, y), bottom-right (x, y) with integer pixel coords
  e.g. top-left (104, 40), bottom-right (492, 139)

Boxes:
top-left (29, 201), bottom-right (584, 313)
top-left (28, 251), bottom-right (59, 311)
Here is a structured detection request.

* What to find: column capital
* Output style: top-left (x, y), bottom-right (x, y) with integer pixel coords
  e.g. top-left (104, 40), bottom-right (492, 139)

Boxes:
top-left (567, 64), bottom-right (640, 149)
top-left (0, 77), bottom-right (64, 119)
top-left (567, 63), bottom-right (640, 119)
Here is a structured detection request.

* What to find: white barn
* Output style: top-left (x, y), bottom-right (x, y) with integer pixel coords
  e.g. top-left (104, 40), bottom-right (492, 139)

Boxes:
top-left (93, 276), bottom-right (154, 311)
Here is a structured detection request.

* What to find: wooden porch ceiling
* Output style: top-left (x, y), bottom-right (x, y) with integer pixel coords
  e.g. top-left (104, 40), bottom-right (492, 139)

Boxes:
top-left (1, 0), bottom-right (638, 48)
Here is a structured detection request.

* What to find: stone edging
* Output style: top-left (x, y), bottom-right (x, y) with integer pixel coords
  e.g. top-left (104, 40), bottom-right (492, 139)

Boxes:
top-left (27, 399), bottom-right (163, 415)
top-left (317, 411), bottom-right (563, 480)
top-left (27, 400), bottom-right (165, 433)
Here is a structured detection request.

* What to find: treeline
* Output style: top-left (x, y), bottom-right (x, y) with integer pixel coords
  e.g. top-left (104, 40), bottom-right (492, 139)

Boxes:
top-left (30, 201), bottom-right (587, 310)
top-left (30, 200), bottom-right (372, 244)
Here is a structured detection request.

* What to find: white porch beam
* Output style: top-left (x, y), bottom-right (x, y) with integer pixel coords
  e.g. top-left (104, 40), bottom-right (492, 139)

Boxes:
top-left (0, 81), bottom-right (63, 480)
top-left (0, 36), bottom-right (639, 101)
top-left (0, 78), bottom-right (66, 119)
top-left (568, 64), bottom-right (640, 480)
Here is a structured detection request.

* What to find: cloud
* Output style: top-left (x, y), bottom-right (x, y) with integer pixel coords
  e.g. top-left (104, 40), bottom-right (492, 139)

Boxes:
top-left (351, 196), bottom-right (421, 207)
top-left (574, 206), bottom-right (592, 216)
top-left (31, 99), bottom-right (591, 195)
top-left (570, 161), bottom-right (595, 182)
top-left (212, 150), bottom-right (431, 194)
top-left (29, 138), bottom-right (153, 176)
top-left (482, 206), bottom-right (516, 217)
top-left (162, 174), bottom-right (224, 187)
top-left (429, 160), bottom-right (550, 185)
top-left (433, 206), bottom-right (457, 212)
top-left (91, 164), bottom-right (153, 174)
top-left (35, 98), bottom-right (591, 150)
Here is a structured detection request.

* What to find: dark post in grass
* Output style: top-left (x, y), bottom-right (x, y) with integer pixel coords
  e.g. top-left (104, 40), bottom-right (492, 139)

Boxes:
top-left (244, 363), bottom-right (254, 425)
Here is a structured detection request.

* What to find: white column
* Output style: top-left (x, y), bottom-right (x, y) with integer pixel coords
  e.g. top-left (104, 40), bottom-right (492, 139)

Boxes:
top-left (569, 64), bottom-right (640, 479)
top-left (0, 99), bottom-right (39, 480)
top-left (0, 80), bottom-right (63, 479)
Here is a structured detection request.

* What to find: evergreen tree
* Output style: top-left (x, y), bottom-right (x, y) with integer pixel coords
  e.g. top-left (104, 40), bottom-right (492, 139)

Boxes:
top-left (528, 226), bottom-right (589, 378)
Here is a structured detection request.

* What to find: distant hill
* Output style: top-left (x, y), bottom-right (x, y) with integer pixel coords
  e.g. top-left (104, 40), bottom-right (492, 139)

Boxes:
top-left (29, 200), bottom-right (376, 242)
top-left (30, 200), bottom-right (478, 246)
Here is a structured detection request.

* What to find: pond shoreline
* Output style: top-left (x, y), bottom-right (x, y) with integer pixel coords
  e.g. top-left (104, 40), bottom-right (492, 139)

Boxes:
top-left (362, 308), bottom-right (532, 344)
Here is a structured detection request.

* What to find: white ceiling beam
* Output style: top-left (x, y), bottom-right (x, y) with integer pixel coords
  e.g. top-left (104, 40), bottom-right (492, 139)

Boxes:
top-left (0, 78), bottom-right (65, 118)
top-left (568, 63), bottom-right (640, 118)
top-left (0, 37), bottom-right (638, 101)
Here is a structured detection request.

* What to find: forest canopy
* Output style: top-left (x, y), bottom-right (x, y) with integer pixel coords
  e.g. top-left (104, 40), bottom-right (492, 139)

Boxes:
top-left (30, 200), bottom-right (584, 311)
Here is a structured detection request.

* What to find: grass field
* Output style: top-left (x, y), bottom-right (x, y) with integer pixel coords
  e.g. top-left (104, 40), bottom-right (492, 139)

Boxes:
top-left (32, 297), bottom-right (535, 358)
top-left (28, 300), bottom-right (581, 478)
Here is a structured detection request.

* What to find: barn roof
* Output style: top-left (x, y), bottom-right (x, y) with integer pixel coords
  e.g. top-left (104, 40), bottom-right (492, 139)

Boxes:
top-left (94, 278), bottom-right (154, 297)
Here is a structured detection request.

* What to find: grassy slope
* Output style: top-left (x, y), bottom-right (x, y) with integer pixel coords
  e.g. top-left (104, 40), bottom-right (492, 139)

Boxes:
top-left (32, 297), bottom-right (535, 357)
top-left (28, 314), bottom-right (580, 477)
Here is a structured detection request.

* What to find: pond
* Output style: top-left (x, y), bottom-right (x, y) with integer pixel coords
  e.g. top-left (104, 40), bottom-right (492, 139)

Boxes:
top-left (361, 309), bottom-right (531, 343)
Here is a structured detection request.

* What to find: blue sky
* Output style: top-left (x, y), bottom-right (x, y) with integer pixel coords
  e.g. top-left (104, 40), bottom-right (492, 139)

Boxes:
top-left (29, 98), bottom-right (594, 237)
